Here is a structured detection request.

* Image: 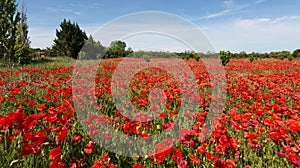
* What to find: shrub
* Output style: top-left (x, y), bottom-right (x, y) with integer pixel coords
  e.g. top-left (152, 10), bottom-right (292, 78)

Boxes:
top-left (14, 44), bottom-right (31, 65)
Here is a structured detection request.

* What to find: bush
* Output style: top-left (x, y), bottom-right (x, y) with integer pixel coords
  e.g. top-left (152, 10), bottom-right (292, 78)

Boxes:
top-left (219, 51), bottom-right (230, 66)
top-left (14, 44), bottom-right (31, 65)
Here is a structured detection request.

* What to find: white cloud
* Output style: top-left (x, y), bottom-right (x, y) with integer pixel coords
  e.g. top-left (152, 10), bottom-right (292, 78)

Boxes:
top-left (234, 16), bottom-right (300, 25)
top-left (235, 17), bottom-right (271, 25)
top-left (69, 2), bottom-right (103, 9)
top-left (47, 7), bottom-right (81, 15)
top-left (271, 16), bottom-right (300, 24)
top-left (201, 9), bottom-right (233, 19)
top-left (271, 16), bottom-right (289, 24)
top-left (46, 2), bottom-right (103, 15)
top-left (191, 4), bottom-right (248, 21)
top-left (204, 16), bottom-right (300, 52)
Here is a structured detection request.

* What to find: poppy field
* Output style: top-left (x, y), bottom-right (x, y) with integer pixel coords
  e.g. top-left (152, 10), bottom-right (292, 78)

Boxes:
top-left (0, 57), bottom-right (300, 168)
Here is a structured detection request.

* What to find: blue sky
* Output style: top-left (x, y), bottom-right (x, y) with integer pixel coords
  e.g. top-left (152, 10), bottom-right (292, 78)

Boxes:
top-left (18, 0), bottom-right (300, 53)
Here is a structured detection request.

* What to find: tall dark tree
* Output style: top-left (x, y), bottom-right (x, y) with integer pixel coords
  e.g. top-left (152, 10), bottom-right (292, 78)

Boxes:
top-left (0, 0), bottom-right (21, 64)
top-left (53, 19), bottom-right (87, 59)
top-left (80, 35), bottom-right (105, 60)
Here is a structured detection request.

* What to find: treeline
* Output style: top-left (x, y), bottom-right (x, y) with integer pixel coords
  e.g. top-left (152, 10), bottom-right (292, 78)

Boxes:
top-left (218, 50), bottom-right (300, 65)
top-left (125, 50), bottom-right (300, 66)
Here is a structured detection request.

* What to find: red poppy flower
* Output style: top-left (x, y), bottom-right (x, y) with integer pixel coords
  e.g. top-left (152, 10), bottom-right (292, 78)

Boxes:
top-left (206, 153), bottom-right (216, 161)
top-left (37, 104), bottom-right (45, 111)
top-left (189, 155), bottom-right (200, 164)
top-left (92, 160), bottom-right (102, 168)
top-left (178, 159), bottom-right (188, 168)
top-left (49, 158), bottom-right (65, 168)
top-left (108, 164), bottom-right (116, 168)
top-left (31, 110), bottom-right (41, 121)
top-left (132, 164), bottom-right (145, 168)
top-left (28, 100), bottom-right (36, 107)
top-left (154, 152), bottom-right (165, 163)
top-left (0, 96), bottom-right (5, 103)
top-left (21, 143), bottom-right (34, 156)
top-left (159, 112), bottom-right (167, 119)
top-left (72, 132), bottom-right (82, 143)
top-left (11, 110), bottom-right (26, 124)
top-left (287, 153), bottom-right (300, 166)
top-left (172, 148), bottom-right (183, 163)
top-left (49, 146), bottom-right (61, 160)
top-left (155, 143), bottom-right (166, 153)
top-left (263, 118), bottom-right (273, 126)
top-left (255, 108), bottom-right (264, 115)
top-left (270, 132), bottom-right (281, 141)
top-left (57, 127), bottom-right (68, 142)
top-left (226, 159), bottom-right (235, 168)
top-left (84, 141), bottom-right (96, 154)
top-left (197, 145), bottom-right (206, 154)
top-left (277, 152), bottom-right (285, 158)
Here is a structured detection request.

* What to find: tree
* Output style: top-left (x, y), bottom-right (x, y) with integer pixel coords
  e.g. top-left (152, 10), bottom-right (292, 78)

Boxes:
top-left (288, 54), bottom-right (293, 61)
top-left (239, 51), bottom-right (247, 58)
top-left (16, 0), bottom-right (30, 47)
top-left (219, 51), bottom-right (231, 66)
top-left (105, 40), bottom-right (132, 58)
top-left (14, 0), bottom-right (31, 65)
top-left (249, 55), bottom-right (254, 62)
top-left (0, 0), bottom-right (21, 64)
top-left (80, 35), bottom-right (105, 60)
top-left (292, 49), bottom-right (300, 58)
top-left (110, 40), bottom-right (126, 50)
top-left (53, 19), bottom-right (87, 59)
